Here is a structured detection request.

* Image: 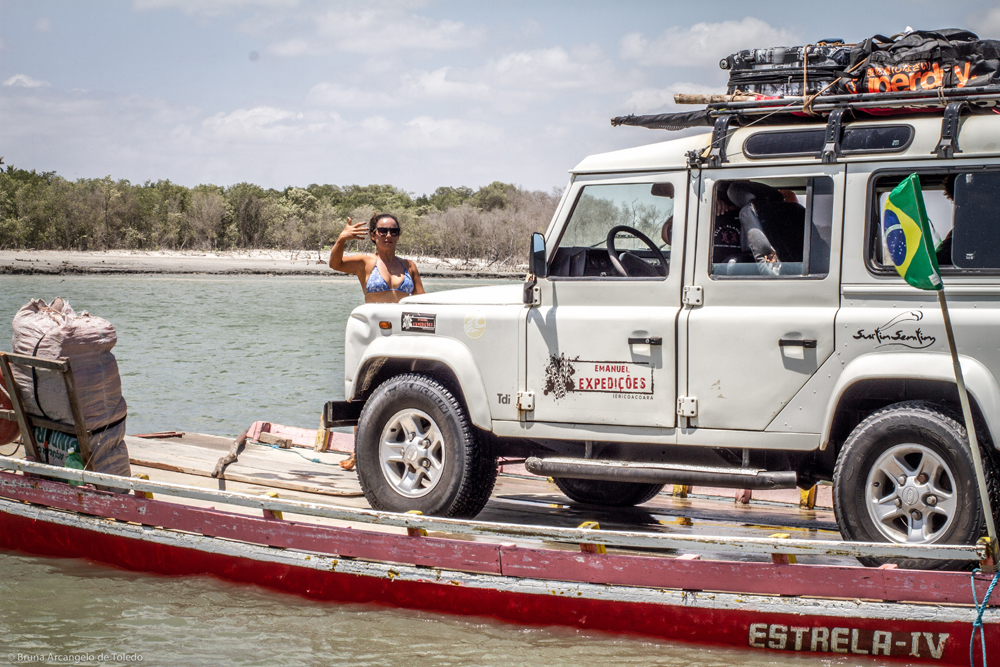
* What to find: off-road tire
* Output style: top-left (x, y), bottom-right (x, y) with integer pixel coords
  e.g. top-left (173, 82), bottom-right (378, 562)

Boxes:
top-left (833, 400), bottom-right (997, 570)
top-left (553, 477), bottom-right (664, 507)
top-left (355, 373), bottom-right (497, 518)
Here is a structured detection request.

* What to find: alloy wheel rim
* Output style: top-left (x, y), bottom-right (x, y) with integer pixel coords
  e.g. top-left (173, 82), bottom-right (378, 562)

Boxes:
top-left (864, 443), bottom-right (957, 544)
top-left (378, 408), bottom-right (445, 498)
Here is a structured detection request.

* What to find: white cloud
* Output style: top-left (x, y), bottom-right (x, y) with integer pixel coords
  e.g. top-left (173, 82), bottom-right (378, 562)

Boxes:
top-left (307, 82), bottom-right (397, 108)
top-left (623, 82), bottom-right (724, 113)
top-left (967, 8), bottom-right (1000, 36)
top-left (34, 18), bottom-right (52, 33)
top-left (133, 0), bottom-right (299, 18)
top-left (201, 106), bottom-right (309, 141)
top-left (0, 78), bottom-right (596, 195)
top-left (3, 74), bottom-right (50, 88)
top-left (401, 67), bottom-right (491, 100)
top-left (256, 4), bottom-right (482, 57)
top-left (401, 116), bottom-right (501, 150)
top-left (621, 18), bottom-right (800, 68)
top-left (490, 45), bottom-right (620, 91)
top-left (311, 6), bottom-right (479, 54)
top-left (268, 38), bottom-right (310, 56)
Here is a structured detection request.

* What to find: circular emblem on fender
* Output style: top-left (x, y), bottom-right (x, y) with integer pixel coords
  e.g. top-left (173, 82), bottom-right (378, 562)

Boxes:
top-left (464, 311), bottom-right (487, 340)
top-left (902, 486), bottom-right (918, 506)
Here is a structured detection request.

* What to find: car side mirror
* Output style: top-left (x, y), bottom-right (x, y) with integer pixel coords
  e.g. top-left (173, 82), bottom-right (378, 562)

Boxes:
top-left (529, 232), bottom-right (547, 279)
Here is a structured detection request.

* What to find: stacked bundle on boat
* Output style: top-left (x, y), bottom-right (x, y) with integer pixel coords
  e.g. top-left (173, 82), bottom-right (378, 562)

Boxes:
top-left (613, 28), bottom-right (1000, 131)
top-left (10, 298), bottom-right (130, 476)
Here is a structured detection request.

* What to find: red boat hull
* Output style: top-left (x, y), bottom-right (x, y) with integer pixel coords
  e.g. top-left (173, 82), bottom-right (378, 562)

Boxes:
top-left (0, 499), bottom-right (992, 666)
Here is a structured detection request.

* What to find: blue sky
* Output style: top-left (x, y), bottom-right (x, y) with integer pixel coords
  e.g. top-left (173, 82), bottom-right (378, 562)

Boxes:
top-left (3, 1), bottom-right (1000, 196)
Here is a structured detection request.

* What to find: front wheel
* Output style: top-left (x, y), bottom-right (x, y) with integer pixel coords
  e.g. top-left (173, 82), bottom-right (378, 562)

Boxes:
top-left (833, 400), bottom-right (996, 570)
top-left (553, 477), bottom-right (664, 507)
top-left (355, 374), bottom-right (497, 518)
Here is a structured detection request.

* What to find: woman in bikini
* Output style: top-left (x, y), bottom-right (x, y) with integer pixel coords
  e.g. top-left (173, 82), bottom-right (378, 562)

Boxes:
top-left (329, 213), bottom-right (425, 303)
top-left (328, 212), bottom-right (425, 468)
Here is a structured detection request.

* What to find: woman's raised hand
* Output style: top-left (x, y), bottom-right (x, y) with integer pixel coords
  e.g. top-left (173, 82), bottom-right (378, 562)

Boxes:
top-left (337, 217), bottom-right (369, 242)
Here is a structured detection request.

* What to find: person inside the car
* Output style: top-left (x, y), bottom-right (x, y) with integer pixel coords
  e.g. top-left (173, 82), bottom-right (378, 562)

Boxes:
top-left (934, 175), bottom-right (956, 267)
top-left (712, 190), bottom-right (743, 265)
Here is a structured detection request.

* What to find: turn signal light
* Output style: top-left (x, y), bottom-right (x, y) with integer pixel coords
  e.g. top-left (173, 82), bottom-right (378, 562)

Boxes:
top-left (379, 321), bottom-right (392, 330)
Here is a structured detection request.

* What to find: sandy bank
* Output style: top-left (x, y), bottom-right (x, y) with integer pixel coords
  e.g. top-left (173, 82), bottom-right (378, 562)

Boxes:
top-left (0, 250), bottom-right (524, 279)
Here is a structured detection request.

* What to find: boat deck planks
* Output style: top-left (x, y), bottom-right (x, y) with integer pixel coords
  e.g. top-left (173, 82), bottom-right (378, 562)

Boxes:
top-left (125, 434), bottom-right (364, 497)
top-left (121, 433), bottom-right (851, 563)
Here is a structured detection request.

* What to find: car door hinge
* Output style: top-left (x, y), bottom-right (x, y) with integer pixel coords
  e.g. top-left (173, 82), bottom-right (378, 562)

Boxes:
top-left (683, 285), bottom-right (703, 307)
top-left (677, 397), bottom-right (698, 417)
top-left (517, 391), bottom-right (535, 411)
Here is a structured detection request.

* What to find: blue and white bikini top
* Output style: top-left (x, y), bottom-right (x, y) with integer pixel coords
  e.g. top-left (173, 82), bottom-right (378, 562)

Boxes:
top-left (365, 263), bottom-right (414, 294)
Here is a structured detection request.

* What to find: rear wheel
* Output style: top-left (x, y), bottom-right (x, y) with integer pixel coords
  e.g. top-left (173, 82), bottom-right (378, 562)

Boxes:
top-left (833, 400), bottom-right (995, 570)
top-left (356, 374), bottom-right (497, 518)
top-left (553, 477), bottom-right (664, 507)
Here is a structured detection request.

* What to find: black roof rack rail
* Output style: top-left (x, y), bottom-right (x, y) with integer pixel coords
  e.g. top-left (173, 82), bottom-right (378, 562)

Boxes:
top-left (619, 86), bottom-right (1000, 167)
top-left (821, 107), bottom-right (850, 164)
top-left (707, 115), bottom-right (736, 167)
top-left (933, 101), bottom-right (970, 159)
top-left (613, 86), bottom-right (1000, 135)
top-left (705, 86), bottom-right (1000, 118)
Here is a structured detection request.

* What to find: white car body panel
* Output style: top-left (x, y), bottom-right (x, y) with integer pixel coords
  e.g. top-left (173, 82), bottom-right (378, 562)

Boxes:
top-left (340, 114), bottom-right (1000, 464)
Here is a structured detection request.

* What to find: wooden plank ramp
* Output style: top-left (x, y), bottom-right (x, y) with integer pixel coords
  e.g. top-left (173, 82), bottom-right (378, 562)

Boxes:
top-left (125, 434), bottom-right (363, 497)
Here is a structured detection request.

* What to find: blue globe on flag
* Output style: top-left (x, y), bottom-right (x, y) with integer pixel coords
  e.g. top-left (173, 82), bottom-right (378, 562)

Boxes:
top-left (883, 208), bottom-right (908, 266)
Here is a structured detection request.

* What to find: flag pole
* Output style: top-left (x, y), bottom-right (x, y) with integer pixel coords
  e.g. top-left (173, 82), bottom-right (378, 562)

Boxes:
top-left (937, 288), bottom-right (997, 542)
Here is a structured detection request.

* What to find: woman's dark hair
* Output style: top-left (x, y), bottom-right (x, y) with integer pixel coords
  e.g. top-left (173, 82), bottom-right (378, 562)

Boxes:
top-left (368, 213), bottom-right (401, 234)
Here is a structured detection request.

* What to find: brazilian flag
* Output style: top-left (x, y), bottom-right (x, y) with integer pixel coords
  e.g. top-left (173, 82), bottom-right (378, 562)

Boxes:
top-left (883, 174), bottom-right (942, 291)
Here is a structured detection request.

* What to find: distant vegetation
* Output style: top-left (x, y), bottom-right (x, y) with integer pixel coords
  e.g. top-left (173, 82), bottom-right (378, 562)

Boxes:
top-left (0, 166), bottom-right (561, 268)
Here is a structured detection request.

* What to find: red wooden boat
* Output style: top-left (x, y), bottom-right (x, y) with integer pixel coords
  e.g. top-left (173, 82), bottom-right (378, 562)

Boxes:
top-left (0, 423), bottom-right (997, 666)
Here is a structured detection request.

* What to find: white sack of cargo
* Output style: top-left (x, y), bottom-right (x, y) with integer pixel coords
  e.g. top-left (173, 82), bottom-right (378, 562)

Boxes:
top-left (10, 298), bottom-right (130, 477)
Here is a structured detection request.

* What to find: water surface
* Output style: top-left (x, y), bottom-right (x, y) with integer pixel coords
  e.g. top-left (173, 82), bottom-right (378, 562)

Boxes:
top-left (0, 275), bottom-right (499, 436)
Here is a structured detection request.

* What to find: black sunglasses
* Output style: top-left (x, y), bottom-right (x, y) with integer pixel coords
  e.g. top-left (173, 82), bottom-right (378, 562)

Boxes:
top-left (373, 227), bottom-right (401, 237)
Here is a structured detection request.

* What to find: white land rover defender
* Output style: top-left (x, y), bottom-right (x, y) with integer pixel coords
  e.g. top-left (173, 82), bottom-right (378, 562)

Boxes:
top-left (327, 97), bottom-right (1000, 568)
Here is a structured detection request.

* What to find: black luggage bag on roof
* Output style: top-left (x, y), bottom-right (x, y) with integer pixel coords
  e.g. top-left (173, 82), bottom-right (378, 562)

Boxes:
top-left (840, 29), bottom-right (1000, 94)
top-left (722, 42), bottom-right (852, 96)
top-left (722, 30), bottom-right (1000, 98)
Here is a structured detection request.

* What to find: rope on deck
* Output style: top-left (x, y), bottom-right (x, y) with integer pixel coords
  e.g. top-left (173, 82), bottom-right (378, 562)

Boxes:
top-left (971, 568), bottom-right (1000, 667)
top-left (257, 441), bottom-right (340, 466)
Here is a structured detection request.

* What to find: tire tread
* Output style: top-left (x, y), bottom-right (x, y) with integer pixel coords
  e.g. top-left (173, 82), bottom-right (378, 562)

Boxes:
top-left (356, 373), bottom-right (497, 518)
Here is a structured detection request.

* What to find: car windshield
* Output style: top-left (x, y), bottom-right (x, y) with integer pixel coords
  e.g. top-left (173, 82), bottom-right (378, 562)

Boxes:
top-left (560, 183), bottom-right (673, 251)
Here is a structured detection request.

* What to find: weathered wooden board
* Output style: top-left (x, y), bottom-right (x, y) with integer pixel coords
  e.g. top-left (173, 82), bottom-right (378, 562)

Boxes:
top-left (490, 493), bottom-right (840, 533)
top-left (125, 436), bottom-right (363, 497)
top-left (0, 472), bottom-right (500, 573)
top-left (497, 544), bottom-right (1000, 605)
top-left (247, 421), bottom-right (355, 454)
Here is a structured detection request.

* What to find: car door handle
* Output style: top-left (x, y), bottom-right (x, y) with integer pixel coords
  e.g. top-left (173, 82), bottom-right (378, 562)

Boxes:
top-left (779, 339), bottom-right (817, 348)
top-left (629, 337), bottom-right (662, 345)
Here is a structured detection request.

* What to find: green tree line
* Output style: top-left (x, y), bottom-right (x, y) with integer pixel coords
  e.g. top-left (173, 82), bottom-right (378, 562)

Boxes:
top-left (0, 167), bottom-right (560, 267)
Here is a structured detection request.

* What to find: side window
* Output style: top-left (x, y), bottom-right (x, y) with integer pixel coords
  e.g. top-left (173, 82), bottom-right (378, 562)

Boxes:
top-left (953, 172), bottom-right (1000, 268)
top-left (710, 177), bottom-right (833, 278)
top-left (870, 173), bottom-right (966, 271)
top-left (548, 182), bottom-right (674, 279)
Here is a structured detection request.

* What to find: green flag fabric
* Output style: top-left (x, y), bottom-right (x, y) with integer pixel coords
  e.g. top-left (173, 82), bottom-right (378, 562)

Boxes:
top-left (883, 174), bottom-right (943, 291)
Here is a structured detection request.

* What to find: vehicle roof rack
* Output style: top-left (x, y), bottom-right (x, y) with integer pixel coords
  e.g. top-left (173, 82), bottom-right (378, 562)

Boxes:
top-left (704, 85), bottom-right (1000, 117)
top-left (616, 86), bottom-right (1000, 167)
